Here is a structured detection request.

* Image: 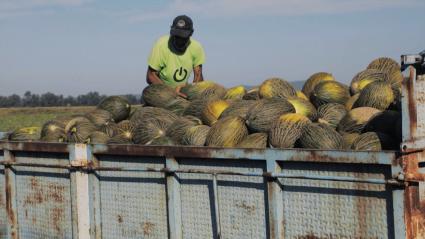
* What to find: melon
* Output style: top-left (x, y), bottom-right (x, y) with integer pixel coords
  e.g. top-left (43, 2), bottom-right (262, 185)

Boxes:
top-left (201, 100), bottom-right (230, 126)
top-left (142, 84), bottom-right (177, 108)
top-left (287, 97), bottom-right (317, 121)
top-left (9, 127), bottom-right (41, 142)
top-left (310, 81), bottom-right (350, 107)
top-left (351, 132), bottom-right (397, 151)
top-left (97, 96), bottom-right (131, 122)
top-left (87, 131), bottom-right (110, 144)
top-left (246, 98), bottom-right (295, 133)
top-left (259, 77), bottom-right (297, 99)
top-left (224, 85), bottom-right (246, 100)
top-left (269, 113), bottom-right (311, 148)
top-left (298, 123), bottom-right (344, 150)
top-left (243, 87), bottom-right (260, 100)
top-left (302, 72), bottom-right (335, 98)
top-left (352, 81), bottom-right (394, 110)
top-left (316, 103), bottom-right (347, 128)
top-left (236, 133), bottom-right (268, 149)
top-left (219, 100), bottom-right (258, 120)
top-left (65, 117), bottom-right (97, 143)
top-left (206, 116), bottom-right (248, 147)
top-left (350, 69), bottom-right (388, 95)
top-left (40, 120), bottom-right (66, 142)
top-left (337, 107), bottom-right (381, 133)
top-left (181, 125), bottom-right (210, 146)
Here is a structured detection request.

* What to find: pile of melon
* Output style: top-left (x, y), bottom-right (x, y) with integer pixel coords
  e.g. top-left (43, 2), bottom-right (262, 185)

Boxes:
top-left (6, 57), bottom-right (403, 151)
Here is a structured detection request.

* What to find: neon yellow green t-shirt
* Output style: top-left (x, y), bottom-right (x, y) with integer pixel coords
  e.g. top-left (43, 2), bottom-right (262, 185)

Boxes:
top-left (148, 35), bottom-right (206, 88)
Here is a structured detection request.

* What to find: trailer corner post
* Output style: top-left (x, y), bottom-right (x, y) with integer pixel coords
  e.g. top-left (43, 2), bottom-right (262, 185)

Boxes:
top-left (70, 144), bottom-right (92, 239)
top-left (266, 158), bottom-right (284, 239)
top-left (165, 156), bottom-right (182, 239)
top-left (4, 149), bottom-right (19, 239)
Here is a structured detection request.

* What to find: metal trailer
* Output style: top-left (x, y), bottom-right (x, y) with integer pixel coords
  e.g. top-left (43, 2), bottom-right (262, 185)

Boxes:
top-left (0, 67), bottom-right (424, 239)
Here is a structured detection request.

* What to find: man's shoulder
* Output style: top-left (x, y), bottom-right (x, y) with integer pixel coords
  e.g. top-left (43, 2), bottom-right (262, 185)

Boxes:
top-left (189, 38), bottom-right (203, 50)
top-left (154, 35), bottom-right (170, 46)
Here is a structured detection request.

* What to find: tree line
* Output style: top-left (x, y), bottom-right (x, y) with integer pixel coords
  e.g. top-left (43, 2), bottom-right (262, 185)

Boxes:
top-left (0, 91), bottom-right (140, 107)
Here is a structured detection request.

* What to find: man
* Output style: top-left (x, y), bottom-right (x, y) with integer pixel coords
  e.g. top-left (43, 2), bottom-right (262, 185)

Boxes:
top-left (146, 15), bottom-right (205, 97)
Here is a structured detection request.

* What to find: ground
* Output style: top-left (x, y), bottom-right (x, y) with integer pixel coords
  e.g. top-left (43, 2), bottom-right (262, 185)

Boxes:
top-left (0, 106), bottom-right (95, 132)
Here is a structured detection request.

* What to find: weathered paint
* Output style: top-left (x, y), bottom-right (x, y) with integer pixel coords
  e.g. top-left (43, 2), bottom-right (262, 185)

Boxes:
top-left (4, 150), bottom-right (19, 239)
top-left (0, 142), bottom-right (410, 238)
top-left (401, 66), bottom-right (425, 239)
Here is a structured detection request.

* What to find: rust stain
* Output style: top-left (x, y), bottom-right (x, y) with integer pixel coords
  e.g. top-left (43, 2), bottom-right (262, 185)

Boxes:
top-left (235, 201), bottom-right (256, 214)
top-left (51, 207), bottom-right (64, 235)
top-left (403, 150), bottom-right (425, 238)
top-left (48, 184), bottom-right (65, 203)
top-left (5, 170), bottom-right (15, 228)
top-left (295, 233), bottom-right (323, 239)
top-left (142, 221), bottom-right (155, 236)
top-left (23, 177), bottom-right (65, 206)
top-left (117, 215), bottom-right (123, 224)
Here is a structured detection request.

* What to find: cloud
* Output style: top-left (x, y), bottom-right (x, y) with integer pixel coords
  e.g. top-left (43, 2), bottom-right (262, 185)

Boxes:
top-left (0, 0), bottom-right (91, 18)
top-left (127, 0), bottom-right (425, 23)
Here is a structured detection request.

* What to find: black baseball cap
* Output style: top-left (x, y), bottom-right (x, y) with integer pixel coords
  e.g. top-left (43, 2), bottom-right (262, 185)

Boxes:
top-left (170, 15), bottom-right (194, 38)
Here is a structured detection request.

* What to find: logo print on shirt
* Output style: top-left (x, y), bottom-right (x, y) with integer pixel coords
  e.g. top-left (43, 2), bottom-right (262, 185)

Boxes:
top-left (173, 67), bottom-right (188, 82)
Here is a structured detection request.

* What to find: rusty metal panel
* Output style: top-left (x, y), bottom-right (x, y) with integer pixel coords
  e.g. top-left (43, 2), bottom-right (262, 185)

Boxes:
top-left (12, 151), bottom-right (72, 239)
top-left (177, 158), bottom-right (268, 239)
top-left (279, 162), bottom-right (395, 238)
top-left (95, 155), bottom-right (168, 239)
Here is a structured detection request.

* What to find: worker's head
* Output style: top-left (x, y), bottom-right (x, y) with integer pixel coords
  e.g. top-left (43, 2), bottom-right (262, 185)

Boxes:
top-left (169, 15), bottom-right (193, 54)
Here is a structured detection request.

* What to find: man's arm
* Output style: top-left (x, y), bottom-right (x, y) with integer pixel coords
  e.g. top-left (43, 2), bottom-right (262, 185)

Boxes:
top-left (193, 65), bottom-right (204, 83)
top-left (146, 66), bottom-right (163, 84)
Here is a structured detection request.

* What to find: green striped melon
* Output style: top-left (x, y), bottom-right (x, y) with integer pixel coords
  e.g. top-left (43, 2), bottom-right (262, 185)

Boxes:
top-left (350, 69), bottom-right (389, 95)
top-left (259, 77), bottom-right (297, 99)
top-left (181, 125), bottom-right (210, 146)
top-left (65, 117), bottom-right (97, 143)
top-left (97, 96), bottom-right (131, 122)
top-left (298, 123), bottom-right (344, 150)
top-left (246, 98), bottom-right (295, 133)
top-left (242, 87), bottom-right (260, 100)
top-left (269, 113), bottom-right (311, 148)
top-left (337, 107), bottom-right (381, 133)
top-left (133, 117), bottom-right (172, 145)
top-left (219, 100), bottom-right (258, 120)
top-left (310, 81), bottom-right (350, 107)
top-left (223, 86), bottom-right (246, 100)
top-left (236, 133), bottom-right (268, 148)
top-left (302, 72), bottom-right (335, 98)
top-left (206, 116), bottom-right (248, 147)
top-left (142, 84), bottom-right (177, 108)
top-left (40, 120), bottom-right (66, 142)
top-left (316, 103), bottom-right (347, 128)
top-left (201, 100), bottom-right (230, 126)
top-left (87, 131), bottom-right (110, 144)
top-left (9, 127), bottom-right (41, 142)
top-left (351, 132), bottom-right (397, 151)
top-left (352, 81), bottom-right (394, 110)
top-left (287, 97), bottom-right (317, 121)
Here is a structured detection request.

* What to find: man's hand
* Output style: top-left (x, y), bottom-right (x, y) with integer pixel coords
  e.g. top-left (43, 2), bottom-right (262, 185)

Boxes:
top-left (175, 85), bottom-right (187, 98)
top-left (193, 65), bottom-right (204, 83)
top-left (146, 66), bottom-right (163, 85)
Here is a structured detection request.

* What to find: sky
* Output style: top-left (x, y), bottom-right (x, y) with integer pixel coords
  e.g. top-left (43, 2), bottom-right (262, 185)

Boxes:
top-left (0, 0), bottom-right (424, 96)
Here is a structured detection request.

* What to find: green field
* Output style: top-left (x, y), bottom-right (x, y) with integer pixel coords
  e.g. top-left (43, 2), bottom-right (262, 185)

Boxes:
top-left (0, 106), bottom-right (95, 132)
